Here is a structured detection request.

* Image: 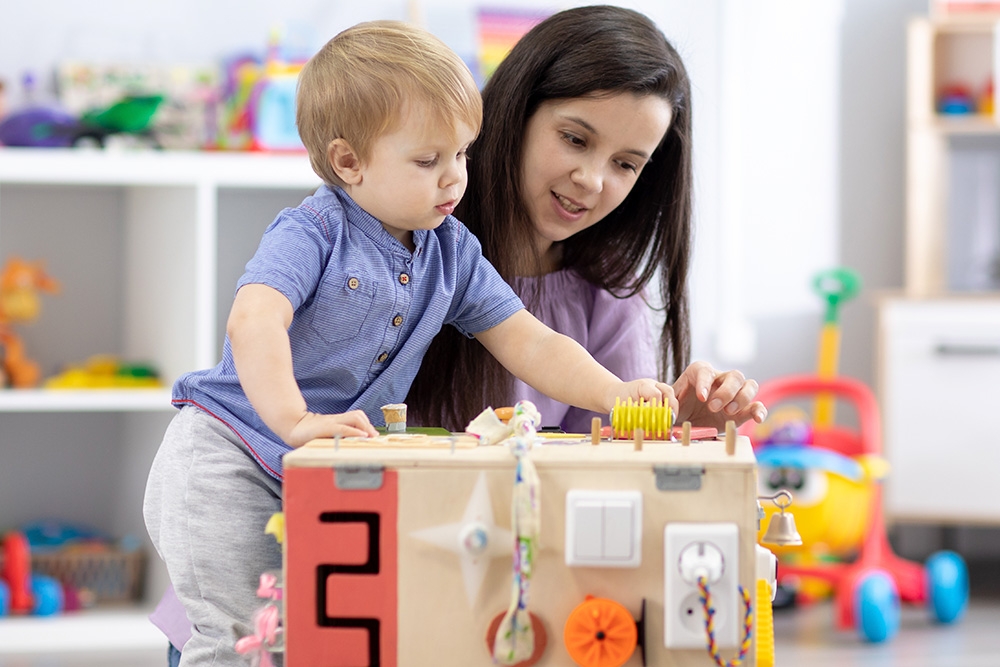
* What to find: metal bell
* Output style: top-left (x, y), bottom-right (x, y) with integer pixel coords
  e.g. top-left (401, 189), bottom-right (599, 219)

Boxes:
top-left (761, 510), bottom-right (803, 547)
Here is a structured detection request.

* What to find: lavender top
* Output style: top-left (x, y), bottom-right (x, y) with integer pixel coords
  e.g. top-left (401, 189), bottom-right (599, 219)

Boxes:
top-left (511, 269), bottom-right (658, 432)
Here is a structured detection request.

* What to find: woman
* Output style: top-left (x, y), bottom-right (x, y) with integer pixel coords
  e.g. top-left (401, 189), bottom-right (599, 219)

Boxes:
top-left (409, 5), bottom-right (764, 432)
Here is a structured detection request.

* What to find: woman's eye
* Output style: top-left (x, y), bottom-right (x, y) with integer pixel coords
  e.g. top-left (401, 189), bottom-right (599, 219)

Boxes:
top-left (561, 132), bottom-right (585, 147)
top-left (617, 160), bottom-right (638, 173)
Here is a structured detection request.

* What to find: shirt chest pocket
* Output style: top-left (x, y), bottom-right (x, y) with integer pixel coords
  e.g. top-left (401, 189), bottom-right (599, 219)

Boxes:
top-left (307, 269), bottom-right (378, 345)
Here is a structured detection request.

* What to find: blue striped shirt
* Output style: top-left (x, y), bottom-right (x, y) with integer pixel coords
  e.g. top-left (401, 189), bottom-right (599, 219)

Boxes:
top-left (172, 185), bottom-right (524, 479)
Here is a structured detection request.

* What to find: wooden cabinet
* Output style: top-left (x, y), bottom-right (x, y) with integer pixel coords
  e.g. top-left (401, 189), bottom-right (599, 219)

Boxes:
top-left (905, 16), bottom-right (1000, 294)
top-left (880, 14), bottom-right (1000, 523)
top-left (0, 147), bottom-right (318, 652)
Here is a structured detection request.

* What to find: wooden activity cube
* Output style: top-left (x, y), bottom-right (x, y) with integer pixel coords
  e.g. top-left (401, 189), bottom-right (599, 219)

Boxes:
top-left (282, 432), bottom-right (763, 666)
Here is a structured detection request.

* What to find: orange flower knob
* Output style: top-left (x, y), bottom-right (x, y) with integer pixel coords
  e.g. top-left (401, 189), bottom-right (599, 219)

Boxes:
top-left (563, 595), bottom-right (637, 667)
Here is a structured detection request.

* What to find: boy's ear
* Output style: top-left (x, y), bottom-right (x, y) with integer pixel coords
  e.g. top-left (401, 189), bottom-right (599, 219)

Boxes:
top-left (328, 138), bottom-right (363, 185)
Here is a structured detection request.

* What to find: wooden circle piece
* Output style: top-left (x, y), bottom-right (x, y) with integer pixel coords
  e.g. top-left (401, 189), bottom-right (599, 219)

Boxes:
top-left (485, 611), bottom-right (548, 666)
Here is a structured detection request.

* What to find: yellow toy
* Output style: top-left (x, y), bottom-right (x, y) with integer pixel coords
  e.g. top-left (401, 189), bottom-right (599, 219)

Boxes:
top-left (610, 396), bottom-right (673, 440)
top-left (43, 354), bottom-right (163, 389)
top-left (0, 258), bottom-right (59, 388)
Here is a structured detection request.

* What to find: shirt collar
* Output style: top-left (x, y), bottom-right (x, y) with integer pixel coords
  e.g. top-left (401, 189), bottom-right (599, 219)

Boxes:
top-left (327, 185), bottom-right (428, 255)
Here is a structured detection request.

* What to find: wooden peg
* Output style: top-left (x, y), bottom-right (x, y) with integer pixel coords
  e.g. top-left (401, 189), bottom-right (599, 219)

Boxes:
top-left (725, 420), bottom-right (736, 456)
top-left (591, 417), bottom-right (601, 446)
top-left (634, 427), bottom-right (644, 452)
top-left (682, 421), bottom-right (691, 447)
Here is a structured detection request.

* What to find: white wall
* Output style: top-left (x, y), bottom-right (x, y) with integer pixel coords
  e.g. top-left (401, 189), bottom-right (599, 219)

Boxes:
top-left (0, 0), bottom-right (923, 389)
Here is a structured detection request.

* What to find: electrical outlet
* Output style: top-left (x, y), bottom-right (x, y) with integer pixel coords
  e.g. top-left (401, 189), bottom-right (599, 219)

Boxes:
top-left (664, 522), bottom-right (739, 648)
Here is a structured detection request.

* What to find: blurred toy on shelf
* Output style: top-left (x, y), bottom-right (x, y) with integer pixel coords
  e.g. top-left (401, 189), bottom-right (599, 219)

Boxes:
top-left (22, 520), bottom-right (146, 607)
top-left (937, 82), bottom-right (976, 114)
top-left (44, 354), bottom-right (162, 389)
top-left (56, 61), bottom-right (216, 149)
top-left (0, 70), bottom-right (171, 149)
top-left (0, 531), bottom-right (65, 617)
top-left (211, 30), bottom-right (307, 152)
top-left (936, 76), bottom-right (995, 118)
top-left (0, 73), bottom-right (79, 147)
top-left (475, 8), bottom-right (550, 86)
top-left (0, 257), bottom-right (59, 388)
top-left (978, 77), bottom-right (994, 114)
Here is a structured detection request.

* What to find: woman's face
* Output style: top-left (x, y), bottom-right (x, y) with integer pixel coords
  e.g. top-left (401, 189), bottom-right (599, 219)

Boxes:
top-left (520, 92), bottom-right (673, 264)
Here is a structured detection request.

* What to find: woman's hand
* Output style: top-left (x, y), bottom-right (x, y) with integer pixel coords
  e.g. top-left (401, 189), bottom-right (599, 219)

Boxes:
top-left (672, 361), bottom-right (766, 429)
top-left (283, 410), bottom-right (379, 448)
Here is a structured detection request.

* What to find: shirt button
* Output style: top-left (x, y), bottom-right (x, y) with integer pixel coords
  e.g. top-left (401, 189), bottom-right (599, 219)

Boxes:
top-left (399, 273), bottom-right (410, 285)
top-left (348, 277), bottom-right (360, 290)
top-left (392, 315), bottom-right (403, 327)
top-left (377, 352), bottom-right (388, 363)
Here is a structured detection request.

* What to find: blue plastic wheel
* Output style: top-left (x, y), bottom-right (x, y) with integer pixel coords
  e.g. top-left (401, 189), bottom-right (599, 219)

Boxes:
top-left (31, 575), bottom-right (64, 616)
top-left (926, 550), bottom-right (969, 624)
top-left (0, 579), bottom-right (9, 616)
top-left (854, 570), bottom-right (900, 643)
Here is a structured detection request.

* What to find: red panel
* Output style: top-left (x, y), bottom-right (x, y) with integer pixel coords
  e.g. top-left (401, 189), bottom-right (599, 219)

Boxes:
top-left (285, 466), bottom-right (398, 666)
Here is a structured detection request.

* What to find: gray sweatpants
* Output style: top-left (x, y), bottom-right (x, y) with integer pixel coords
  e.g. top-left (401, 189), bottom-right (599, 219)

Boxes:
top-left (144, 406), bottom-right (283, 666)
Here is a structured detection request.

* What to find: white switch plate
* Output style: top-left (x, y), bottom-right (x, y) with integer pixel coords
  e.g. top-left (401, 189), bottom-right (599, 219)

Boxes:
top-left (565, 490), bottom-right (642, 568)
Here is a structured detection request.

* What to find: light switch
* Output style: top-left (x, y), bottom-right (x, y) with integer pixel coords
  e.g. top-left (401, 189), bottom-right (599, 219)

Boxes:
top-left (573, 501), bottom-right (604, 559)
top-left (565, 490), bottom-right (642, 567)
top-left (603, 501), bottom-right (634, 560)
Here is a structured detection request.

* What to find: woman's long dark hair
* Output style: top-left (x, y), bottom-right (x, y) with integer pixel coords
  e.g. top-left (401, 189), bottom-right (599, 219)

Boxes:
top-left (408, 5), bottom-right (693, 430)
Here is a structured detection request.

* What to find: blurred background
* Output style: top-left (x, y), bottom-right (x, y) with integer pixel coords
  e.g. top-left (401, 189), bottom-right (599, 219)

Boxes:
top-left (2, 0), bottom-right (999, 662)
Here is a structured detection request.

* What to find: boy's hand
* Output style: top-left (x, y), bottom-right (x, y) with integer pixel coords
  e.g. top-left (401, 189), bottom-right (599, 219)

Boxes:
top-left (607, 379), bottom-right (678, 416)
top-left (672, 361), bottom-right (767, 429)
top-left (284, 410), bottom-right (379, 448)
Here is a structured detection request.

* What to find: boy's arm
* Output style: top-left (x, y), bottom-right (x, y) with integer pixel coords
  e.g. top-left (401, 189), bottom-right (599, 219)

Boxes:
top-left (228, 283), bottom-right (378, 446)
top-left (474, 309), bottom-right (675, 416)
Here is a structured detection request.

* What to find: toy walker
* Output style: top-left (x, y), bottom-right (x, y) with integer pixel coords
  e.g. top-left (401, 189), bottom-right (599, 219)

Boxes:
top-left (741, 374), bottom-right (969, 642)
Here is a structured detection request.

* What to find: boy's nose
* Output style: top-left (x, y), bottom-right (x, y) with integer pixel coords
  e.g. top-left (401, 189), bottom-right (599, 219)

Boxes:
top-left (440, 159), bottom-right (464, 188)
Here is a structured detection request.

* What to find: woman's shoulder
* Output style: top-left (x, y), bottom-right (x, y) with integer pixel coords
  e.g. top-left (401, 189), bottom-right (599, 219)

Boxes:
top-left (517, 269), bottom-right (647, 306)
top-left (514, 267), bottom-right (592, 295)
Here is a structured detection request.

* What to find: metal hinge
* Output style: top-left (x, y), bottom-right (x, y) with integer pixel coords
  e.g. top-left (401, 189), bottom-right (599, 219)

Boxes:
top-left (334, 464), bottom-right (385, 490)
top-left (654, 465), bottom-right (704, 491)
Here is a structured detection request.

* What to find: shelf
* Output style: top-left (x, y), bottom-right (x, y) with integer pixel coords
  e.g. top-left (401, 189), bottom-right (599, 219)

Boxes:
top-left (0, 606), bottom-right (164, 653)
top-left (0, 147), bottom-right (321, 189)
top-left (0, 389), bottom-right (173, 412)
top-left (932, 114), bottom-right (1000, 132)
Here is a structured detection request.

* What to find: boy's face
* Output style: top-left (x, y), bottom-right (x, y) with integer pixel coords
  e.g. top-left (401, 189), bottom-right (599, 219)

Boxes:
top-left (346, 101), bottom-right (477, 248)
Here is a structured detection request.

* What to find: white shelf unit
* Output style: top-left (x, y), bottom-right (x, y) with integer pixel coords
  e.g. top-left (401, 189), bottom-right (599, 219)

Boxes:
top-left (0, 147), bottom-right (319, 653)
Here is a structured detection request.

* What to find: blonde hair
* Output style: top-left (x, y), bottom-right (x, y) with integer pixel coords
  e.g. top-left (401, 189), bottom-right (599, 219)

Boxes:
top-left (296, 20), bottom-right (482, 186)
